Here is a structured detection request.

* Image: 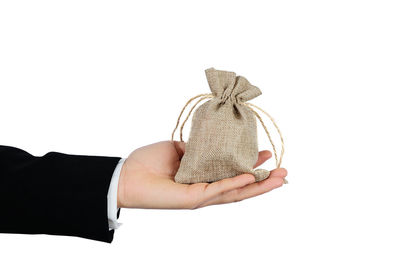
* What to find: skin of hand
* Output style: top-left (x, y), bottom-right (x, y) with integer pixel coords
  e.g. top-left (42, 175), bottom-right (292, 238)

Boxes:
top-left (117, 141), bottom-right (288, 209)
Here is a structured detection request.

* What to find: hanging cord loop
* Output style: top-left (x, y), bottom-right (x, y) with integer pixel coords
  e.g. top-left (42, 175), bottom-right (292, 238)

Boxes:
top-left (171, 93), bottom-right (213, 141)
top-left (179, 95), bottom-right (214, 141)
top-left (243, 102), bottom-right (287, 184)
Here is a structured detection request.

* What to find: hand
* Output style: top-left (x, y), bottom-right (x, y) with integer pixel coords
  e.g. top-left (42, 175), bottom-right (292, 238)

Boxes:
top-left (117, 141), bottom-right (287, 209)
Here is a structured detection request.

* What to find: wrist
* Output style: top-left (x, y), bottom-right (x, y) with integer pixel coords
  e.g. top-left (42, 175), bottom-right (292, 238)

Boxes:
top-left (117, 160), bottom-right (127, 208)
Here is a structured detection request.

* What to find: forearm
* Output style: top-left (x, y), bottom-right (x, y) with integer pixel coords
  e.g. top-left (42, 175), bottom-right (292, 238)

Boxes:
top-left (0, 145), bottom-right (121, 242)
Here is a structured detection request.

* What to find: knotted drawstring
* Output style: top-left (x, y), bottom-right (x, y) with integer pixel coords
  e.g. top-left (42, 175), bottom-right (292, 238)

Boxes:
top-left (171, 93), bottom-right (286, 183)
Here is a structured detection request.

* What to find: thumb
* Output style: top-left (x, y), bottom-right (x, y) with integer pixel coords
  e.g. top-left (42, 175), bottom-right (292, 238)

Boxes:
top-left (172, 141), bottom-right (186, 159)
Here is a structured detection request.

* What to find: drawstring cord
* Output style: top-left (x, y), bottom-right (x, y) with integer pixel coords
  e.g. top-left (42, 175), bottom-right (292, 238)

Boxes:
top-left (243, 102), bottom-right (287, 184)
top-left (179, 95), bottom-right (214, 141)
top-left (171, 93), bottom-right (213, 142)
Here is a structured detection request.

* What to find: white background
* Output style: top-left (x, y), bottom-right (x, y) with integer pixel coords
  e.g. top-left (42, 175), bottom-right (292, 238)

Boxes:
top-left (1, 0), bottom-right (399, 266)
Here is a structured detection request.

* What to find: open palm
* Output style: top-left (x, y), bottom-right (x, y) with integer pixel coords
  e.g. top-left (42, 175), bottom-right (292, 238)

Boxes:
top-left (117, 141), bottom-right (287, 209)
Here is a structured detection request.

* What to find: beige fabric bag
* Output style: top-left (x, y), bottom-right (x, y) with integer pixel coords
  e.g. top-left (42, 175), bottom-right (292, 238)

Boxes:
top-left (171, 67), bottom-right (285, 184)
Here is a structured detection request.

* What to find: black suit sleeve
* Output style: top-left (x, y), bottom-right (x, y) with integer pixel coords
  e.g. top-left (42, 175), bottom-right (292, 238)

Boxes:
top-left (0, 145), bottom-right (122, 243)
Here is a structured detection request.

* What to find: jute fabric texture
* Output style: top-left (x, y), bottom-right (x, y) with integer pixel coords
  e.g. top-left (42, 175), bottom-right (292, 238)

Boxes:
top-left (172, 67), bottom-right (284, 184)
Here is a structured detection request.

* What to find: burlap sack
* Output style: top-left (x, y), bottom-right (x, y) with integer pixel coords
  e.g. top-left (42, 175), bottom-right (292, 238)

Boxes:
top-left (172, 67), bottom-right (284, 184)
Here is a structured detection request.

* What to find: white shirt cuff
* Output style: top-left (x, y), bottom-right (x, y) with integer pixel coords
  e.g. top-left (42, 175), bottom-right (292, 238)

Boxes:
top-left (107, 158), bottom-right (125, 230)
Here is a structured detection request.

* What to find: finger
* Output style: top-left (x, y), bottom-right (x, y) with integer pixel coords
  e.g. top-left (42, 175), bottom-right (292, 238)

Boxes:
top-left (227, 168), bottom-right (287, 201)
top-left (253, 150), bottom-right (272, 168)
top-left (200, 174), bottom-right (256, 204)
top-left (173, 141), bottom-right (186, 159)
top-left (198, 168), bottom-right (287, 208)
